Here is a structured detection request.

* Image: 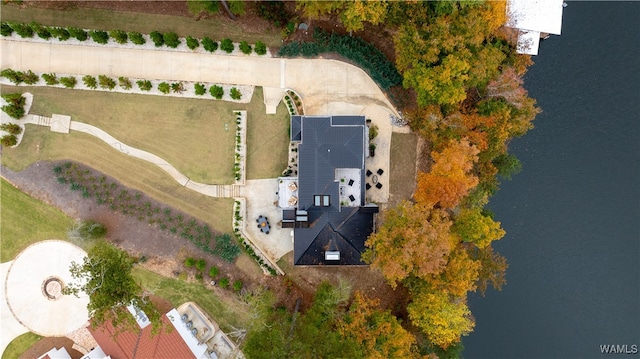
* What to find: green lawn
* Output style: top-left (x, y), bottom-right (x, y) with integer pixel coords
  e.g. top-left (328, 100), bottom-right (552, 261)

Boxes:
top-left (0, 178), bottom-right (74, 262)
top-left (1, 332), bottom-right (42, 359)
top-left (132, 266), bottom-right (251, 332)
top-left (0, 4), bottom-right (283, 47)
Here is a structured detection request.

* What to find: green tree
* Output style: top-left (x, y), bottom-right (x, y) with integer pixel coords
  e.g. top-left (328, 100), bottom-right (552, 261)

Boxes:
top-left (42, 73), bottom-right (59, 85)
top-left (128, 31), bottom-right (145, 45)
top-left (108, 29), bottom-right (128, 44)
top-left (98, 75), bottom-right (116, 90)
top-left (63, 240), bottom-right (161, 334)
top-left (0, 123), bottom-right (22, 135)
top-left (194, 83), bottom-right (206, 95)
top-left (60, 76), bottom-right (77, 88)
top-left (136, 79), bottom-right (152, 91)
top-left (202, 37), bottom-right (218, 52)
top-left (1, 135), bottom-right (18, 147)
top-left (150, 31), bottom-right (164, 47)
top-left (118, 77), bottom-right (132, 90)
top-left (340, 0), bottom-right (388, 32)
top-left (239, 40), bottom-right (252, 54)
top-left (186, 36), bottom-right (199, 50)
top-left (230, 87), bottom-right (242, 100)
top-left (68, 27), bottom-right (88, 41)
top-left (209, 85), bottom-right (224, 99)
top-left (195, 258), bottom-right (206, 271)
top-left (163, 32), bottom-right (180, 48)
top-left (453, 208), bottom-right (505, 249)
top-left (220, 38), bottom-right (234, 53)
top-left (158, 82), bottom-right (170, 94)
top-left (89, 30), bottom-right (109, 44)
top-left (83, 75), bottom-right (97, 89)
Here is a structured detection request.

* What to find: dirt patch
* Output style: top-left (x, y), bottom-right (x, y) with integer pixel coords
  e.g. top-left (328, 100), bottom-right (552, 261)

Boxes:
top-left (19, 336), bottom-right (83, 359)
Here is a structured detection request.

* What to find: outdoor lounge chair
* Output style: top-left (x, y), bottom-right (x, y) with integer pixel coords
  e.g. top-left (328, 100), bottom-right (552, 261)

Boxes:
top-left (376, 183), bottom-right (382, 189)
top-left (366, 170), bottom-right (372, 177)
top-left (348, 179), bottom-right (354, 186)
top-left (377, 169), bottom-right (384, 175)
top-left (366, 183), bottom-right (371, 190)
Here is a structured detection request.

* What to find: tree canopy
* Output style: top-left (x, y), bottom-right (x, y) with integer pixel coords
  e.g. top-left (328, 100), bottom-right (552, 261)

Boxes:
top-left (64, 240), bottom-right (161, 334)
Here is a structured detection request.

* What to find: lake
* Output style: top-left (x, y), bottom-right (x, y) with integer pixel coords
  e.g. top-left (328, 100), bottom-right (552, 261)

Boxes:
top-left (464, 2), bottom-right (640, 358)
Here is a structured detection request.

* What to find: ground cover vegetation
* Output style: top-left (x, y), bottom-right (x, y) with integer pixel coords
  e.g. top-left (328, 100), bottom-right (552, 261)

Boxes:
top-left (295, 0), bottom-right (539, 355)
top-left (53, 161), bottom-right (242, 263)
top-left (2, 332), bottom-right (43, 359)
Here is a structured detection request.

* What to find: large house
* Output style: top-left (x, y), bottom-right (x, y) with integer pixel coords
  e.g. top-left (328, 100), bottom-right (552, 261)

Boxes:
top-left (505, 0), bottom-right (565, 55)
top-left (279, 115), bottom-right (378, 266)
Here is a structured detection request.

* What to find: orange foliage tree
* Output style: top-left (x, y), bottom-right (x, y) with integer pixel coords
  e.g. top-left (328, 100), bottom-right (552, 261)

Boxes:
top-left (337, 291), bottom-right (418, 359)
top-left (362, 201), bottom-right (454, 288)
top-left (415, 139), bottom-right (480, 209)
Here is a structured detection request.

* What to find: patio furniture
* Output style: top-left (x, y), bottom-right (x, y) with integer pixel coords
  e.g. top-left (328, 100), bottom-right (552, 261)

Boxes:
top-left (377, 168), bottom-right (384, 175)
top-left (288, 196), bottom-right (298, 206)
top-left (376, 183), bottom-right (382, 189)
top-left (372, 175), bottom-right (378, 184)
top-left (288, 182), bottom-right (298, 191)
top-left (349, 195), bottom-right (356, 202)
top-left (258, 216), bottom-right (271, 233)
top-left (366, 170), bottom-right (372, 177)
top-left (348, 179), bottom-right (354, 186)
top-left (366, 183), bottom-right (371, 190)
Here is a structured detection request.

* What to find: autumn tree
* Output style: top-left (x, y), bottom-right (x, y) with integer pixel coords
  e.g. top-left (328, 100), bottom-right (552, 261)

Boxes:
top-left (469, 245), bottom-right (509, 295)
top-left (298, 0), bottom-right (388, 32)
top-left (427, 247), bottom-right (482, 298)
top-left (453, 208), bottom-right (505, 248)
top-left (407, 282), bottom-right (475, 349)
top-left (363, 201), bottom-right (454, 288)
top-left (415, 139), bottom-right (480, 209)
top-left (337, 291), bottom-right (418, 359)
top-left (64, 240), bottom-right (161, 334)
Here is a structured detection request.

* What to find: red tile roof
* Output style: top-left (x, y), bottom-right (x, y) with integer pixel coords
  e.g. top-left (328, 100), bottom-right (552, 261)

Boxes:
top-left (88, 316), bottom-right (196, 359)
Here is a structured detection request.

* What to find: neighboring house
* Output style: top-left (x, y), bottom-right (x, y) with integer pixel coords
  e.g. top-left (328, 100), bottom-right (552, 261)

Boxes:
top-left (88, 302), bottom-right (241, 359)
top-left (505, 0), bottom-right (565, 55)
top-left (281, 115), bottom-right (378, 266)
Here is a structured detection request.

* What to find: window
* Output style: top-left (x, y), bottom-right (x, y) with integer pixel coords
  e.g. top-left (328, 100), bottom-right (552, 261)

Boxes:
top-left (314, 195), bottom-right (331, 207)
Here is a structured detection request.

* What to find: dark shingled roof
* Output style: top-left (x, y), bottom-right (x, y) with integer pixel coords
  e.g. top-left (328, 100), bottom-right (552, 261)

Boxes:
top-left (291, 115), bottom-right (377, 265)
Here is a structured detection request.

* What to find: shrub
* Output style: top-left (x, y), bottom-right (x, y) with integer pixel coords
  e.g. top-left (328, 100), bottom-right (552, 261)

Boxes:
top-left (0, 123), bottom-right (23, 135)
top-left (137, 79), bottom-right (152, 91)
top-left (202, 37), bottom-right (218, 52)
top-left (1, 22), bottom-right (14, 37)
top-left (164, 32), bottom-right (180, 48)
top-left (218, 277), bottom-right (229, 289)
top-left (194, 83), bottom-right (206, 95)
top-left (82, 75), bottom-right (97, 89)
top-left (98, 75), bottom-right (116, 90)
top-left (220, 38), bottom-right (234, 53)
top-left (118, 76), bottom-right (132, 90)
top-left (170, 82), bottom-right (185, 93)
top-left (186, 36), bottom-right (199, 50)
top-left (369, 125), bottom-right (379, 140)
top-left (1, 93), bottom-right (25, 118)
top-left (209, 85), bottom-right (224, 99)
top-left (68, 27), bottom-right (88, 41)
top-left (195, 259), bottom-right (206, 271)
top-left (109, 29), bottom-right (128, 44)
top-left (195, 272), bottom-right (203, 281)
top-left (158, 82), bottom-right (170, 94)
top-left (232, 280), bottom-right (243, 292)
top-left (254, 41), bottom-right (267, 55)
top-left (10, 23), bottom-right (33, 38)
top-left (22, 70), bottom-right (39, 85)
top-left (69, 220), bottom-right (107, 240)
top-left (49, 27), bottom-right (70, 41)
top-left (1, 135), bottom-right (17, 147)
top-left (1, 69), bottom-right (21, 84)
top-left (208, 266), bottom-right (219, 278)
top-left (150, 31), bottom-right (164, 47)
top-left (128, 31), bottom-right (145, 45)
top-left (214, 234), bottom-right (241, 262)
top-left (42, 73), bottom-right (59, 85)
top-left (230, 87), bottom-right (242, 100)
top-left (184, 257), bottom-right (196, 267)
top-left (31, 23), bottom-right (51, 39)
top-left (60, 76), bottom-right (77, 88)
top-left (89, 30), bottom-right (109, 44)
top-left (239, 41), bottom-right (252, 54)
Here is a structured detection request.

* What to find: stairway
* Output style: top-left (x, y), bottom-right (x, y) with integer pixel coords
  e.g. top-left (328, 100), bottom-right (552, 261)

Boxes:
top-left (212, 185), bottom-right (241, 198)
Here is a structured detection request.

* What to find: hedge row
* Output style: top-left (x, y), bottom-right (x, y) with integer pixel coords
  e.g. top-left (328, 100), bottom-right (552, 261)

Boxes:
top-left (1, 69), bottom-right (242, 100)
top-left (1, 92), bottom-right (26, 119)
top-left (278, 28), bottom-right (402, 90)
top-left (1, 21), bottom-right (267, 55)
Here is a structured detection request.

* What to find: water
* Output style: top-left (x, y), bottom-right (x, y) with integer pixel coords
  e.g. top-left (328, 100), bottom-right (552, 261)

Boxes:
top-left (464, 2), bottom-right (640, 358)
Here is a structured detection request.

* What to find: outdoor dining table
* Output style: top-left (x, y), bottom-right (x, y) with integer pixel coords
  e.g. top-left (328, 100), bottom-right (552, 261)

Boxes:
top-left (258, 215), bottom-right (270, 234)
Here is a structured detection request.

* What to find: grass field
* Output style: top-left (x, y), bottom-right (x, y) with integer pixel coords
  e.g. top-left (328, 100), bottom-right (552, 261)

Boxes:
top-left (0, 4), bottom-right (283, 47)
top-left (1, 332), bottom-right (42, 359)
top-left (389, 132), bottom-right (418, 205)
top-left (0, 178), bottom-right (75, 262)
top-left (132, 266), bottom-right (251, 332)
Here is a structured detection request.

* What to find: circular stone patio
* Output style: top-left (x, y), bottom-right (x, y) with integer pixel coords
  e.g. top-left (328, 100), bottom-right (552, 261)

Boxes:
top-left (4, 240), bottom-right (90, 336)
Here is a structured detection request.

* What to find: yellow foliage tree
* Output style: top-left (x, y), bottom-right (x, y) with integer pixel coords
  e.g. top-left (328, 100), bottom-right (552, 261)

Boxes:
top-left (340, 0), bottom-right (389, 32)
top-left (407, 284), bottom-right (475, 349)
top-left (428, 246), bottom-right (482, 297)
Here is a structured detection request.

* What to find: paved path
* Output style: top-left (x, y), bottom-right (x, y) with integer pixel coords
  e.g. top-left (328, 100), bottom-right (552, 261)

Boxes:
top-left (2, 241), bottom-right (90, 355)
top-left (0, 39), bottom-right (399, 117)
